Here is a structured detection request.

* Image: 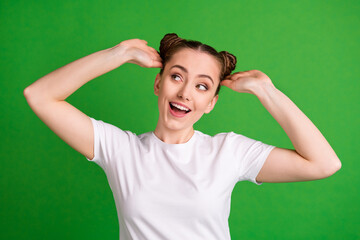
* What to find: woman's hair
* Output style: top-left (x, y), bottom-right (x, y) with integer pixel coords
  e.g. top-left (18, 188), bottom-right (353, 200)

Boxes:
top-left (159, 33), bottom-right (237, 96)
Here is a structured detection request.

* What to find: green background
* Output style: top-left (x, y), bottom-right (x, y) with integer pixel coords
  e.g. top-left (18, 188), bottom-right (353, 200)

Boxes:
top-left (1, 0), bottom-right (359, 239)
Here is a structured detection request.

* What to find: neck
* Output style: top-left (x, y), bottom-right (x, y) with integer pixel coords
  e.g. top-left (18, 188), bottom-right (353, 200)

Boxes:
top-left (154, 123), bottom-right (195, 144)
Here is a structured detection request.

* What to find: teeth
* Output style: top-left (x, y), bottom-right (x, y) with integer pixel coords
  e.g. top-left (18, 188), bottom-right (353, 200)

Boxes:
top-left (171, 102), bottom-right (190, 111)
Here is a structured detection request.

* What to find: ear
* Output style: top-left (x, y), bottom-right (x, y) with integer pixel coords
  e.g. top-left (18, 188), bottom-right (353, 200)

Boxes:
top-left (204, 94), bottom-right (219, 114)
top-left (154, 73), bottom-right (161, 96)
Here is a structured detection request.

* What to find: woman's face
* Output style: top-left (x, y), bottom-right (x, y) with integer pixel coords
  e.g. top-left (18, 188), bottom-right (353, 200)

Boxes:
top-left (154, 48), bottom-right (221, 132)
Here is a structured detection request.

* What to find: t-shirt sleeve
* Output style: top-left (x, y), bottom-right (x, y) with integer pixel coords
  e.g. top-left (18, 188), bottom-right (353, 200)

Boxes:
top-left (86, 117), bottom-right (132, 172)
top-left (228, 132), bottom-right (276, 185)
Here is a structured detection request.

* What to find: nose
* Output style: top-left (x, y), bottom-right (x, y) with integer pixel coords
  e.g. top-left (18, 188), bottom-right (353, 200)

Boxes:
top-left (177, 82), bottom-right (192, 101)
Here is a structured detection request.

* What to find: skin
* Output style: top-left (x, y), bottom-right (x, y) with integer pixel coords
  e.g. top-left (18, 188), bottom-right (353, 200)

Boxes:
top-left (24, 38), bottom-right (341, 184)
top-left (220, 70), bottom-right (342, 183)
top-left (153, 48), bottom-right (221, 144)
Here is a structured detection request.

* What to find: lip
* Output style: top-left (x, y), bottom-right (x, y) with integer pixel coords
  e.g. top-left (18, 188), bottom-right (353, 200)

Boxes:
top-left (168, 102), bottom-right (191, 118)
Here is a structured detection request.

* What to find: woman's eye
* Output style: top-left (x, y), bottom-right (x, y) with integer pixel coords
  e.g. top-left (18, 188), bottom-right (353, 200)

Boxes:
top-left (197, 84), bottom-right (208, 91)
top-left (171, 74), bottom-right (181, 81)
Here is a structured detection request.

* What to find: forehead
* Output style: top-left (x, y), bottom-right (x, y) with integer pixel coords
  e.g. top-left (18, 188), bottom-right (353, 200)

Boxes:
top-left (165, 48), bottom-right (221, 80)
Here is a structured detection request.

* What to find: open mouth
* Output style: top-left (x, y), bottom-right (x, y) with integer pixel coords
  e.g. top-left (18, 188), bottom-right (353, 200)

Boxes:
top-left (169, 102), bottom-right (191, 115)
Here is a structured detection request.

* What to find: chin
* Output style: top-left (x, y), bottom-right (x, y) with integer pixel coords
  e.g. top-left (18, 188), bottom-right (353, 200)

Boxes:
top-left (158, 107), bottom-right (204, 131)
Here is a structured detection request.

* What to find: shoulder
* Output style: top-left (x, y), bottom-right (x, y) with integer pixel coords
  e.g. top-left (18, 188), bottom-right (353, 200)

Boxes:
top-left (195, 130), bottom-right (268, 152)
top-left (89, 117), bottom-right (139, 141)
top-left (137, 131), bottom-right (153, 143)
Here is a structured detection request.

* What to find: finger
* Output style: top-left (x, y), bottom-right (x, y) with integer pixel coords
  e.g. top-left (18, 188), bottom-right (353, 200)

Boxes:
top-left (144, 45), bottom-right (159, 55)
top-left (220, 79), bottom-right (233, 88)
top-left (230, 71), bottom-right (252, 80)
top-left (151, 52), bottom-right (161, 59)
top-left (155, 52), bottom-right (162, 59)
top-left (148, 46), bottom-right (158, 53)
top-left (149, 48), bottom-right (161, 57)
top-left (151, 60), bottom-right (163, 68)
top-left (149, 53), bottom-right (160, 61)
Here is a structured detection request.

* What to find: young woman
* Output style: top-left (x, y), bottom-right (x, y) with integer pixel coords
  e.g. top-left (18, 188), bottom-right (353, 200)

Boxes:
top-left (24, 33), bottom-right (341, 239)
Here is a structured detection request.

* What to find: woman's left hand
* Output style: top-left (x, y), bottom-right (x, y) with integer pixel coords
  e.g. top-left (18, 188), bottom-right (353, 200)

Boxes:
top-left (220, 70), bottom-right (274, 95)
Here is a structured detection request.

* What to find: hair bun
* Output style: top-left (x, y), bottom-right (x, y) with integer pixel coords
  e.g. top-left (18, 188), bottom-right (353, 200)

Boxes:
top-left (219, 51), bottom-right (237, 77)
top-left (159, 33), bottom-right (183, 59)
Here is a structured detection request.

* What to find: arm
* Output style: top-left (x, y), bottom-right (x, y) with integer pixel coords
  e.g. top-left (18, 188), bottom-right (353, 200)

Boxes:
top-left (24, 39), bottom-right (162, 160)
top-left (221, 70), bottom-right (341, 183)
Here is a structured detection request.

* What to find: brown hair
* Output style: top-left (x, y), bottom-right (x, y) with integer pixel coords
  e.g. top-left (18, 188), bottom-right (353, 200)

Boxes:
top-left (159, 33), bottom-right (237, 96)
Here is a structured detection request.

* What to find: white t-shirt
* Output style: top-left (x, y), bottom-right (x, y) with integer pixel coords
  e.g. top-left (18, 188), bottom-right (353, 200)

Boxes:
top-left (86, 117), bottom-right (276, 240)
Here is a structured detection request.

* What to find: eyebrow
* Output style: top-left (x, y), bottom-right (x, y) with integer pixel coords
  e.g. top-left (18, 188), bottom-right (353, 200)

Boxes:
top-left (170, 65), bottom-right (214, 85)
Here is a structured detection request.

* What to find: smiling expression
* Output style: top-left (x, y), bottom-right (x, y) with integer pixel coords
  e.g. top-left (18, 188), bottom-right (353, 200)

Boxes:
top-left (154, 48), bottom-right (222, 132)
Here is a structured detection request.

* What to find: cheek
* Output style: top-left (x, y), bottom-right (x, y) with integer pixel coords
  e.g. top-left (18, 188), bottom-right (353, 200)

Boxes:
top-left (195, 97), bottom-right (212, 111)
top-left (162, 81), bottom-right (178, 96)
top-left (158, 83), bottom-right (176, 106)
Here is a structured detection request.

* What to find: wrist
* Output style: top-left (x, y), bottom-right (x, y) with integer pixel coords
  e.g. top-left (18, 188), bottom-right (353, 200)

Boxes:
top-left (106, 44), bottom-right (131, 65)
top-left (251, 81), bottom-right (277, 100)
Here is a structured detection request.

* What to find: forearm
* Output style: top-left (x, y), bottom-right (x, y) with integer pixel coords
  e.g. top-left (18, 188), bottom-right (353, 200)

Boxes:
top-left (24, 45), bottom-right (128, 103)
top-left (253, 82), bottom-right (341, 171)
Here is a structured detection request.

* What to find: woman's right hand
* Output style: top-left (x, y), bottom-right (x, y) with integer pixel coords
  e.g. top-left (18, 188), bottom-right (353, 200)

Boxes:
top-left (112, 39), bottom-right (163, 68)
